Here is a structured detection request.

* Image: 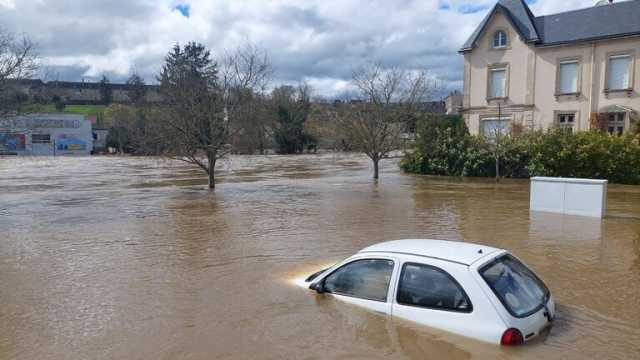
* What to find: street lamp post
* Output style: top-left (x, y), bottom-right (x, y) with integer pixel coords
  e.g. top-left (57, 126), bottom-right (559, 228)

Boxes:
top-left (495, 101), bottom-right (502, 183)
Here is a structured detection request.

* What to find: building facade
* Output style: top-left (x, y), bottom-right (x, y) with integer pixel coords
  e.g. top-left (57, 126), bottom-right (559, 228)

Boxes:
top-left (445, 91), bottom-right (463, 115)
top-left (0, 114), bottom-right (93, 156)
top-left (460, 0), bottom-right (640, 136)
top-left (13, 79), bottom-right (164, 104)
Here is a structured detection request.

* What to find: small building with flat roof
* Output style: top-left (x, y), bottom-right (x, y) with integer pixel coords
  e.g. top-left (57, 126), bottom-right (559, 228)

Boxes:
top-left (0, 113), bottom-right (93, 156)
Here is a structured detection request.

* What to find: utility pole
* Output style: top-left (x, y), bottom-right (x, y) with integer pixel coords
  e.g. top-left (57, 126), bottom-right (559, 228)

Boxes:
top-left (495, 102), bottom-right (501, 183)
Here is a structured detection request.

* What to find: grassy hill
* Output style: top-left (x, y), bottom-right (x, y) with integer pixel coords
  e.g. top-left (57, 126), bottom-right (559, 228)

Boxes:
top-left (25, 104), bottom-right (107, 126)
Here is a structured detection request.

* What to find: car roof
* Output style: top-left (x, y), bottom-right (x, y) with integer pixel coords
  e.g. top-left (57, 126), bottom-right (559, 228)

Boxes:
top-left (358, 239), bottom-right (503, 266)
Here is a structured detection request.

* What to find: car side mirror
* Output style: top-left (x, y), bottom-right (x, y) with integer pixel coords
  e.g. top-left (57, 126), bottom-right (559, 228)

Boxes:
top-left (310, 281), bottom-right (325, 294)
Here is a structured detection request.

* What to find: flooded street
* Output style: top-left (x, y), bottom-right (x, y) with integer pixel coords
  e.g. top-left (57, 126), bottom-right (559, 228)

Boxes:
top-left (0, 154), bottom-right (639, 360)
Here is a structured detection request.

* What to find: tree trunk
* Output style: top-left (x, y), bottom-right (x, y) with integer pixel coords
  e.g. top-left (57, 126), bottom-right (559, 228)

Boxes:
top-left (118, 133), bottom-right (124, 154)
top-left (207, 150), bottom-right (216, 190)
top-left (495, 154), bottom-right (500, 183)
top-left (373, 158), bottom-right (380, 180)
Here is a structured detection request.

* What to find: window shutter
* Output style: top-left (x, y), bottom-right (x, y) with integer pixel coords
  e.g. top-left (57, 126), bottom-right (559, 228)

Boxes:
top-left (608, 56), bottom-right (631, 90)
top-left (559, 62), bottom-right (578, 94)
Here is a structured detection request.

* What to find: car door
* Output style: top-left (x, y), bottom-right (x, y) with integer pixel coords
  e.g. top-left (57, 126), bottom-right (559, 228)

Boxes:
top-left (320, 257), bottom-right (397, 315)
top-left (391, 261), bottom-right (477, 338)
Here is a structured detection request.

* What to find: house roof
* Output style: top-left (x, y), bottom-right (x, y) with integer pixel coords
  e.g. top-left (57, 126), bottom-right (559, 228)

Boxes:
top-left (358, 239), bottom-right (502, 266)
top-left (461, 0), bottom-right (539, 51)
top-left (461, 0), bottom-right (640, 52)
top-left (535, 0), bottom-right (640, 46)
top-left (419, 101), bottom-right (447, 114)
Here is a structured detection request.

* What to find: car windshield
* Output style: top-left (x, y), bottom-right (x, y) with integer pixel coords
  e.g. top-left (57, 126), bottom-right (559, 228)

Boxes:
top-left (480, 254), bottom-right (549, 318)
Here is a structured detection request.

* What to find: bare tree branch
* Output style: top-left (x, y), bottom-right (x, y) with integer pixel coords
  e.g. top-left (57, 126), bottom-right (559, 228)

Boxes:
top-left (154, 42), bottom-right (272, 189)
top-left (339, 61), bottom-right (439, 179)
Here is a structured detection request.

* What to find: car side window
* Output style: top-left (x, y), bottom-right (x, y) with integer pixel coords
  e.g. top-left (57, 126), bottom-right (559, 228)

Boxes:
top-left (397, 263), bottom-right (472, 312)
top-left (323, 259), bottom-right (395, 302)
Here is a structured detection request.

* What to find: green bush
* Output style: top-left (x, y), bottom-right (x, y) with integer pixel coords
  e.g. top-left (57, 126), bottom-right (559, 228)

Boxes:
top-left (401, 116), bottom-right (640, 185)
top-left (400, 114), bottom-right (470, 175)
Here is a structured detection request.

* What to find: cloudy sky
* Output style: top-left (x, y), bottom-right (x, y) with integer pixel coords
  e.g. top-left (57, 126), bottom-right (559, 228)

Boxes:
top-left (0, 0), bottom-right (603, 98)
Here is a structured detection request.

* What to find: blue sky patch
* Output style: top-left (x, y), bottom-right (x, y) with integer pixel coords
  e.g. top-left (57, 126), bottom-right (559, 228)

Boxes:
top-left (458, 3), bottom-right (490, 14)
top-left (174, 3), bottom-right (191, 18)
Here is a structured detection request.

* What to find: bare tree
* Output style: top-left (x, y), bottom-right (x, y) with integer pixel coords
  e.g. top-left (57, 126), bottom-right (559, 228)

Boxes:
top-left (338, 62), bottom-right (437, 179)
top-left (126, 73), bottom-right (147, 105)
top-left (156, 42), bottom-right (272, 190)
top-left (220, 42), bottom-right (272, 97)
top-left (221, 43), bottom-right (273, 154)
top-left (0, 30), bottom-right (37, 83)
top-left (0, 29), bottom-right (38, 116)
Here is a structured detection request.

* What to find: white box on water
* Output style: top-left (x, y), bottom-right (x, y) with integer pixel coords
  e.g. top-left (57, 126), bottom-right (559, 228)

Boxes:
top-left (530, 177), bottom-right (607, 218)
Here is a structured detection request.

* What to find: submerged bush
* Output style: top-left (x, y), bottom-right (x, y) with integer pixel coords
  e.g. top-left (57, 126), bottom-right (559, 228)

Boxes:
top-left (401, 116), bottom-right (640, 185)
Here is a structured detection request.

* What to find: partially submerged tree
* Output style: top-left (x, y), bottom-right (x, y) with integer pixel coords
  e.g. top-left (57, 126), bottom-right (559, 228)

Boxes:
top-left (157, 42), bottom-right (223, 189)
top-left (271, 83), bottom-right (315, 154)
top-left (104, 103), bottom-right (136, 153)
top-left (338, 62), bottom-right (436, 179)
top-left (156, 41), bottom-right (271, 189)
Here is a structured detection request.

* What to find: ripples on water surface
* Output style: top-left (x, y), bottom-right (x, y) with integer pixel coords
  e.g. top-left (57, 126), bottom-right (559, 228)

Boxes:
top-left (0, 154), bottom-right (639, 360)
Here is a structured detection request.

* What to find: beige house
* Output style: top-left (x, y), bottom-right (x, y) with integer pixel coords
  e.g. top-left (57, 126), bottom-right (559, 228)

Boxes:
top-left (460, 0), bottom-right (640, 136)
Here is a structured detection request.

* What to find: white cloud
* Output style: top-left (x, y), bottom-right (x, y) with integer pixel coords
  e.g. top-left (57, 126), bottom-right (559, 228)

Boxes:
top-left (0, 0), bottom-right (619, 97)
top-left (0, 0), bottom-right (15, 9)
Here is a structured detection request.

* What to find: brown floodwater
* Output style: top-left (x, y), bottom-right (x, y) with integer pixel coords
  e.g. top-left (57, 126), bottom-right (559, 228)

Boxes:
top-left (0, 154), bottom-right (639, 360)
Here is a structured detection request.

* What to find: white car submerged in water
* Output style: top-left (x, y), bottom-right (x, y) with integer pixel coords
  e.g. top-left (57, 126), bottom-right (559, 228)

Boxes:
top-left (306, 239), bottom-right (555, 345)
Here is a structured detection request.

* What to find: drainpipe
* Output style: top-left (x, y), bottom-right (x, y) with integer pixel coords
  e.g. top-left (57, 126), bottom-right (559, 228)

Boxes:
top-left (588, 41), bottom-right (597, 130)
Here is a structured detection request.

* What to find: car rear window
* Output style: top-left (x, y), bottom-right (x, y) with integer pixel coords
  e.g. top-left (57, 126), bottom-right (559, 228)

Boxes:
top-left (480, 254), bottom-right (549, 318)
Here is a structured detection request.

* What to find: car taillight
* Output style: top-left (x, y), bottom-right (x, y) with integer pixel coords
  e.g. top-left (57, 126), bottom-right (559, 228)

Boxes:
top-left (501, 328), bottom-right (524, 346)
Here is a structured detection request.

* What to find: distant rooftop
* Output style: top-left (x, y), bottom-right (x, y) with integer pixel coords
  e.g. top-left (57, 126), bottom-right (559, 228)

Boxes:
top-left (12, 78), bottom-right (160, 91)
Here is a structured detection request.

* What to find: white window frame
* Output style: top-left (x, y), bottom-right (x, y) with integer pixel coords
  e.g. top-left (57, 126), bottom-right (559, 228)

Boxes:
top-left (556, 112), bottom-right (577, 132)
top-left (487, 65), bottom-right (508, 100)
top-left (605, 53), bottom-right (634, 92)
top-left (556, 59), bottom-right (580, 95)
top-left (481, 116), bottom-right (511, 139)
top-left (492, 31), bottom-right (507, 49)
top-left (606, 112), bottom-right (626, 135)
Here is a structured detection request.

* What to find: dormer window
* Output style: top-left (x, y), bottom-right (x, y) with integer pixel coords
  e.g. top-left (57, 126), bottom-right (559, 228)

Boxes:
top-left (492, 31), bottom-right (507, 49)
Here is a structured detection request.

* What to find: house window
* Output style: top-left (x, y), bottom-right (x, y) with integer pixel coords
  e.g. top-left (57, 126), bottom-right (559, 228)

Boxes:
top-left (557, 113), bottom-right (576, 132)
top-left (482, 117), bottom-right (510, 139)
top-left (493, 31), bottom-right (507, 48)
top-left (489, 67), bottom-right (507, 99)
top-left (558, 60), bottom-right (579, 94)
top-left (607, 54), bottom-right (632, 90)
top-left (607, 112), bottom-right (625, 135)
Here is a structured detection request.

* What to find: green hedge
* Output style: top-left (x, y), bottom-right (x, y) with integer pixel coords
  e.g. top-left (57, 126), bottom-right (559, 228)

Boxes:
top-left (401, 114), bottom-right (640, 185)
